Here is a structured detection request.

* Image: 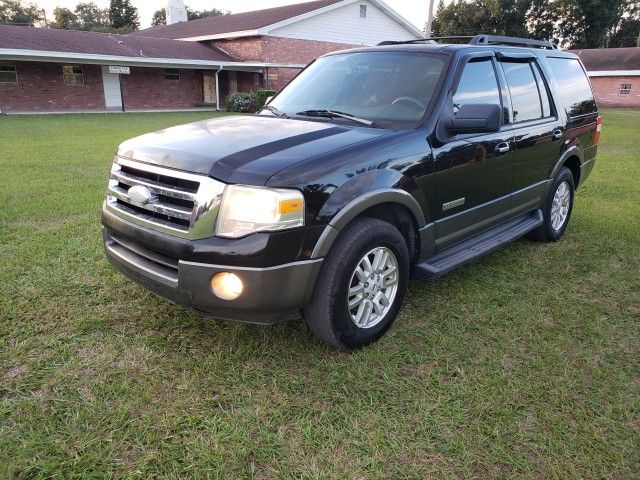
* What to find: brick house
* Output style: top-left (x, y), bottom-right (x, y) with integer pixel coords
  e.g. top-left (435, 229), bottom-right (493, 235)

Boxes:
top-left (571, 47), bottom-right (640, 108)
top-left (0, 0), bottom-right (422, 113)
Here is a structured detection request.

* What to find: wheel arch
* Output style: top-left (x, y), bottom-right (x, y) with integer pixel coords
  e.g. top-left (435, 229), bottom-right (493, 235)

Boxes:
top-left (550, 146), bottom-right (583, 188)
top-left (311, 189), bottom-right (426, 260)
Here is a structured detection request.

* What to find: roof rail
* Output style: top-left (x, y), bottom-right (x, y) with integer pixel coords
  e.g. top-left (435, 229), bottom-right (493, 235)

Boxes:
top-left (378, 34), bottom-right (558, 50)
top-left (470, 34), bottom-right (558, 50)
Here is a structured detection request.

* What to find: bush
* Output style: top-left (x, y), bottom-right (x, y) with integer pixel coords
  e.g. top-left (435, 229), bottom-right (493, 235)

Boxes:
top-left (225, 92), bottom-right (258, 113)
top-left (255, 89), bottom-right (277, 109)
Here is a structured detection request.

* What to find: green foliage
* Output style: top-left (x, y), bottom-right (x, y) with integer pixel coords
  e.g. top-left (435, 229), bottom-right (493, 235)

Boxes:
top-left (226, 92), bottom-right (258, 113)
top-left (431, 0), bottom-right (639, 49)
top-left (255, 89), bottom-right (277, 110)
top-left (108, 0), bottom-right (138, 30)
top-left (52, 6), bottom-right (78, 29)
top-left (0, 0), bottom-right (41, 26)
top-left (151, 8), bottom-right (165, 26)
top-left (74, 2), bottom-right (109, 31)
top-left (150, 5), bottom-right (229, 26)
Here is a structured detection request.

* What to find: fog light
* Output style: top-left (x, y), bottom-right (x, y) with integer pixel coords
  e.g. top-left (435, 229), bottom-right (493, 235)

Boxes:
top-left (211, 272), bottom-right (243, 300)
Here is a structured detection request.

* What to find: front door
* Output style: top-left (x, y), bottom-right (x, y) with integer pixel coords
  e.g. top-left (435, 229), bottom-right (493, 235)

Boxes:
top-left (203, 72), bottom-right (217, 105)
top-left (432, 56), bottom-right (516, 250)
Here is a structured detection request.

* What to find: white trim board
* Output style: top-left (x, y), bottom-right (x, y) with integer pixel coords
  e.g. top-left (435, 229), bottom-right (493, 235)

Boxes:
top-left (0, 48), bottom-right (306, 70)
top-left (587, 70), bottom-right (640, 77)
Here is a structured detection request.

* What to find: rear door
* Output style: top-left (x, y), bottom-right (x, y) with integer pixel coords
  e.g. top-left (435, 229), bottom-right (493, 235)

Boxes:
top-left (497, 55), bottom-right (564, 214)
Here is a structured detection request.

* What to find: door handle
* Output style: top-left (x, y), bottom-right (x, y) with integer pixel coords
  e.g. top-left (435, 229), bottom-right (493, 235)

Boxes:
top-left (552, 128), bottom-right (563, 140)
top-left (495, 142), bottom-right (510, 154)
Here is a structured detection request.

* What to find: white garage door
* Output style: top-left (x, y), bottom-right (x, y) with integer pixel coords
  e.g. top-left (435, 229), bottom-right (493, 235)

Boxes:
top-left (101, 67), bottom-right (122, 110)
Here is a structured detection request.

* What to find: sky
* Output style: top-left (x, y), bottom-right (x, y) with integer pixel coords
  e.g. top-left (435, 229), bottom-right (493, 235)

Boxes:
top-left (33, 0), bottom-right (431, 31)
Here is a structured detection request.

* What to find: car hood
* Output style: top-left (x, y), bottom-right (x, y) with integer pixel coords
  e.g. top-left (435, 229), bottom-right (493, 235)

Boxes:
top-left (116, 115), bottom-right (392, 185)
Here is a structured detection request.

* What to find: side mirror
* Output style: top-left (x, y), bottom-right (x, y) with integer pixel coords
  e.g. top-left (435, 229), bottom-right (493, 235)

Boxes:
top-left (265, 96), bottom-right (274, 105)
top-left (443, 103), bottom-right (501, 134)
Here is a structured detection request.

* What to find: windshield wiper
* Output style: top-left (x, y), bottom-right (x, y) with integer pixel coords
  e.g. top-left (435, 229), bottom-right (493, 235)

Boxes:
top-left (296, 109), bottom-right (373, 127)
top-left (263, 104), bottom-right (288, 118)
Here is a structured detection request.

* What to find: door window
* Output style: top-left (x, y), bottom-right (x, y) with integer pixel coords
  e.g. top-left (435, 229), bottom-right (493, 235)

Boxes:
top-left (501, 61), bottom-right (546, 123)
top-left (452, 59), bottom-right (501, 117)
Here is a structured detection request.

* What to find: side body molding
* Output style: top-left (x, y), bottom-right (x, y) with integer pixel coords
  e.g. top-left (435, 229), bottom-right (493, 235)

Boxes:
top-left (310, 188), bottom-right (429, 259)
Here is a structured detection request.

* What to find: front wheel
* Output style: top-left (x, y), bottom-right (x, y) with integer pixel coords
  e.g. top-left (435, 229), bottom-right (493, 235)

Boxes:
top-left (303, 217), bottom-right (410, 350)
top-left (528, 166), bottom-right (575, 242)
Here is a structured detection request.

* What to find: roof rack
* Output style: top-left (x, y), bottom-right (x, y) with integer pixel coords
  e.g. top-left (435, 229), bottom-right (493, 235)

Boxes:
top-left (378, 34), bottom-right (558, 50)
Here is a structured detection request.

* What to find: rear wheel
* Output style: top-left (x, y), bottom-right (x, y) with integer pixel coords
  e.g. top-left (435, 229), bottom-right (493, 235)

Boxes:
top-left (528, 166), bottom-right (575, 242)
top-left (304, 217), bottom-right (410, 350)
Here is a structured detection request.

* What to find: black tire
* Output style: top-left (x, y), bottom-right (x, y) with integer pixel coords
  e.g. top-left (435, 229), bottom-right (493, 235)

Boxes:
top-left (303, 217), bottom-right (410, 350)
top-left (528, 166), bottom-right (575, 242)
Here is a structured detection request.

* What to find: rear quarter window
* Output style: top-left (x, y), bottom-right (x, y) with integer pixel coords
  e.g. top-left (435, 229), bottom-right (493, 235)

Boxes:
top-left (547, 57), bottom-right (597, 117)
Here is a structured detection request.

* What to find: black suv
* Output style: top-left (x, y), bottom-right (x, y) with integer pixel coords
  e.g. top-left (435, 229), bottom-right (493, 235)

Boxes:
top-left (102, 35), bottom-right (601, 350)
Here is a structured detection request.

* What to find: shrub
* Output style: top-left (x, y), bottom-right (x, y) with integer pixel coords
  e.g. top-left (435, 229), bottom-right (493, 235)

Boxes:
top-left (255, 89), bottom-right (277, 110)
top-left (226, 92), bottom-right (258, 113)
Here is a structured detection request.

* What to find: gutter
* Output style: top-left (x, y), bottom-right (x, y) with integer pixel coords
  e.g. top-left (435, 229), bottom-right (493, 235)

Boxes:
top-left (0, 48), bottom-right (306, 70)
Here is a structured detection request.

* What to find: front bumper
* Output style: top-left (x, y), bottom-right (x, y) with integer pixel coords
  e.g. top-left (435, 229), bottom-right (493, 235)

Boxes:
top-left (103, 227), bottom-right (323, 324)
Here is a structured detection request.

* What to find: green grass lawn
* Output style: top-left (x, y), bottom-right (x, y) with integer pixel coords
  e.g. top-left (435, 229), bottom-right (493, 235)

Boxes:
top-left (1, 110), bottom-right (638, 479)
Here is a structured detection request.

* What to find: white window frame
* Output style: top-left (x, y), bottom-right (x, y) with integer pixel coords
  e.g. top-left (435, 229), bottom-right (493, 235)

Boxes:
top-left (619, 83), bottom-right (632, 95)
top-left (360, 4), bottom-right (367, 18)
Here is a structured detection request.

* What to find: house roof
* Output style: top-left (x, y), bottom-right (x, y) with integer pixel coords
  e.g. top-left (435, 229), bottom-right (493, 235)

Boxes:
top-left (570, 47), bottom-right (640, 72)
top-left (129, 0), bottom-right (345, 39)
top-left (0, 24), bottom-right (235, 61)
top-left (130, 0), bottom-right (423, 41)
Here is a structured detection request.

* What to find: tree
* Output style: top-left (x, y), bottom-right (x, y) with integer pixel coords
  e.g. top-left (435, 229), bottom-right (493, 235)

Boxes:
top-left (109, 0), bottom-right (138, 30)
top-left (0, 0), bottom-right (42, 26)
top-left (52, 6), bottom-right (78, 29)
top-left (150, 5), bottom-right (228, 26)
top-left (74, 2), bottom-right (109, 31)
top-left (608, 0), bottom-right (640, 46)
top-left (151, 8), bottom-right (165, 26)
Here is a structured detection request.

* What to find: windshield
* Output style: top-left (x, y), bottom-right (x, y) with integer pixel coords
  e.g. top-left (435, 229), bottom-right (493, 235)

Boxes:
top-left (265, 51), bottom-right (447, 129)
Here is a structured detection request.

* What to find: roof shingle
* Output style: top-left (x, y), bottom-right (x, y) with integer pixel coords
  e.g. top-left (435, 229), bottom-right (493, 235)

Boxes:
top-left (0, 24), bottom-right (235, 61)
top-left (129, 0), bottom-right (345, 39)
top-left (570, 47), bottom-right (640, 72)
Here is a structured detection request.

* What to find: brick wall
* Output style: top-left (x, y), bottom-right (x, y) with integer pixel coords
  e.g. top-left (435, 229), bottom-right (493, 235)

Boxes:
top-left (211, 35), bottom-right (358, 92)
top-left (121, 67), bottom-right (203, 109)
top-left (0, 61), bottom-right (104, 112)
top-left (263, 36), bottom-right (357, 65)
top-left (213, 37), bottom-right (264, 61)
top-left (589, 75), bottom-right (640, 108)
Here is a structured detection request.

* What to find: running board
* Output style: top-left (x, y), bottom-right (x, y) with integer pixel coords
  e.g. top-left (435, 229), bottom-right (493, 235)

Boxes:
top-left (413, 209), bottom-right (543, 279)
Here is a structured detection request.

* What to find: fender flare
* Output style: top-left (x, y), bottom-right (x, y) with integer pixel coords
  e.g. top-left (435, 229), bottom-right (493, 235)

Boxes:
top-left (550, 145), bottom-right (583, 181)
top-left (310, 188), bottom-right (426, 259)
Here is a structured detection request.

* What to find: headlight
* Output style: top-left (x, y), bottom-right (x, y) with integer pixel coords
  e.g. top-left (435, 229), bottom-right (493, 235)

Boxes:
top-left (216, 185), bottom-right (304, 238)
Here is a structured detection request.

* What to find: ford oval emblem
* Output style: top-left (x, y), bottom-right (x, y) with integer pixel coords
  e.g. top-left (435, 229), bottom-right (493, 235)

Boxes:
top-left (128, 185), bottom-right (152, 205)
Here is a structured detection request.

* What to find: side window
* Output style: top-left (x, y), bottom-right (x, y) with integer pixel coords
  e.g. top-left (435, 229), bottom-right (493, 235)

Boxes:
top-left (547, 57), bottom-right (597, 117)
top-left (531, 62), bottom-right (552, 117)
top-left (452, 59), bottom-right (501, 117)
top-left (501, 61), bottom-right (543, 123)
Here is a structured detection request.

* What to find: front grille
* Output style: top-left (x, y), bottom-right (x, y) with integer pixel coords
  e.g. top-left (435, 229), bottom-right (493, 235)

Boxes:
top-left (105, 157), bottom-right (226, 240)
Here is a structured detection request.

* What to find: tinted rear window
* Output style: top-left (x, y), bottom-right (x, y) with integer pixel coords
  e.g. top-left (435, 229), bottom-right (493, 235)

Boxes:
top-left (547, 57), bottom-right (596, 117)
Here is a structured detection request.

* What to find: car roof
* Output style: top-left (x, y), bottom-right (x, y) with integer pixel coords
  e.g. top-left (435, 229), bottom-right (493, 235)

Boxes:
top-left (322, 42), bottom-right (579, 59)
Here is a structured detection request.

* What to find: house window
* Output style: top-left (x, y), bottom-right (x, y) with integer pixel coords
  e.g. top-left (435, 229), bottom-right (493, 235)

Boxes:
top-left (619, 83), bottom-right (632, 95)
top-left (62, 64), bottom-right (84, 85)
top-left (0, 62), bottom-right (17, 83)
top-left (360, 4), bottom-right (367, 18)
top-left (253, 73), bottom-right (261, 86)
top-left (165, 68), bottom-right (180, 80)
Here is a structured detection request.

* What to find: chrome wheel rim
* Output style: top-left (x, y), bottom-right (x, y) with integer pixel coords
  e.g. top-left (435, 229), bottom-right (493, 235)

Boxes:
top-left (347, 247), bottom-right (399, 329)
top-left (551, 181), bottom-right (571, 231)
